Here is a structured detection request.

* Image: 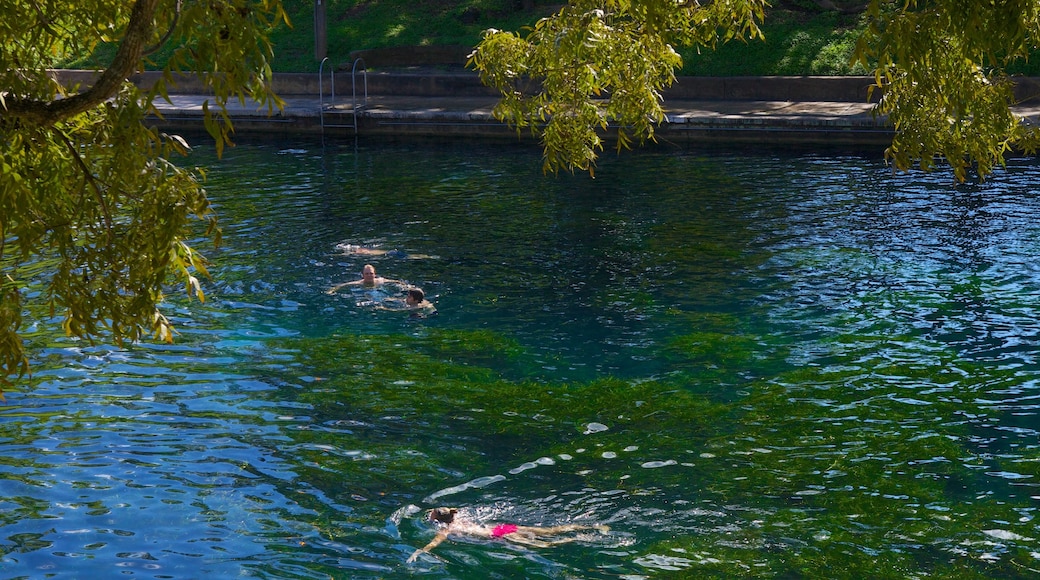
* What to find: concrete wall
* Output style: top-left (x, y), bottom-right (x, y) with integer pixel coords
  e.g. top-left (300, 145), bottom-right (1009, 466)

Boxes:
top-left (668, 76), bottom-right (881, 102)
top-left (51, 69), bottom-right (881, 101)
top-left (47, 69), bottom-right (1040, 105)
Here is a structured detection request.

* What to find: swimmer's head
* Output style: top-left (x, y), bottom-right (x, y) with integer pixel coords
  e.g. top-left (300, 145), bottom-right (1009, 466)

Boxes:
top-left (428, 507), bottom-right (457, 525)
top-left (406, 288), bottom-right (425, 305)
top-left (361, 264), bottom-right (376, 282)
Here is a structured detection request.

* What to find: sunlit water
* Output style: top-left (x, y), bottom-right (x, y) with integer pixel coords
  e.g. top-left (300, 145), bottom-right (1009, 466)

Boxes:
top-left (4, 136), bottom-right (1040, 578)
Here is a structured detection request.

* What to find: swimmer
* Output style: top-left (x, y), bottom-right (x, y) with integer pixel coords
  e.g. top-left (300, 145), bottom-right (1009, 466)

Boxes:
top-left (406, 507), bottom-right (609, 563)
top-left (404, 288), bottom-right (436, 316)
top-left (326, 264), bottom-right (402, 294)
top-left (376, 288), bottom-right (437, 318)
top-left (336, 243), bottom-right (437, 260)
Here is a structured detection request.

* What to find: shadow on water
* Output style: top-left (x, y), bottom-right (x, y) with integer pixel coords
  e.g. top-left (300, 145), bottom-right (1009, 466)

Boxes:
top-left (3, 135), bottom-right (1040, 578)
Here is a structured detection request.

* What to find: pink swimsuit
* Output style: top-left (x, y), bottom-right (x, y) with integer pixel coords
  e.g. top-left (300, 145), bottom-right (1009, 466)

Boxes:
top-left (491, 524), bottom-right (518, 537)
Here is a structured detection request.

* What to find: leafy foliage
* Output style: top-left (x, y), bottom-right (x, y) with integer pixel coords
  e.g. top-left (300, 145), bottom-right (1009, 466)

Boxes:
top-left (470, 0), bottom-right (768, 175)
top-left (855, 0), bottom-right (1040, 181)
top-left (473, 0), bottom-right (1040, 180)
top-left (0, 0), bottom-right (289, 384)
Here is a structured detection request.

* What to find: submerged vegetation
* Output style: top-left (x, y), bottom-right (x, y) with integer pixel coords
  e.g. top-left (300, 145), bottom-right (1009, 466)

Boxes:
top-left (7, 135), bottom-right (1040, 576)
top-left (271, 321), bottom-right (1040, 577)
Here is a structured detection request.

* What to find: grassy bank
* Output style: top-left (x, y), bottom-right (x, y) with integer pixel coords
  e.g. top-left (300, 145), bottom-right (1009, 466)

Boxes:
top-left (62, 1), bottom-right (1040, 77)
top-left (273, 0), bottom-right (869, 75)
top-left (63, 0), bottom-right (869, 76)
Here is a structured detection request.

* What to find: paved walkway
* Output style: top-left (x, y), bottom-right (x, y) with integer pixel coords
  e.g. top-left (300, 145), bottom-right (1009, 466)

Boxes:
top-left (147, 79), bottom-right (1040, 147)
top-left (46, 69), bottom-right (1024, 145)
top-left (151, 90), bottom-right (893, 146)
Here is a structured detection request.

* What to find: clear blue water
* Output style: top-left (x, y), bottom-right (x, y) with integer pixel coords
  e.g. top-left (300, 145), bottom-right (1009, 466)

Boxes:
top-left (4, 137), bottom-right (1040, 578)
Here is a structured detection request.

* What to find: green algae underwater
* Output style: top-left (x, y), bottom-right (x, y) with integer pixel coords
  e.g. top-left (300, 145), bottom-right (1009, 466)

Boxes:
top-left (273, 325), bottom-right (1040, 578)
top-left (5, 137), bottom-right (1040, 578)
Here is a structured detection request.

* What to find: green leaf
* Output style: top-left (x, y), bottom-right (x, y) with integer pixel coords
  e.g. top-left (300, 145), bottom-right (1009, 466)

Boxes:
top-left (0, 0), bottom-right (284, 384)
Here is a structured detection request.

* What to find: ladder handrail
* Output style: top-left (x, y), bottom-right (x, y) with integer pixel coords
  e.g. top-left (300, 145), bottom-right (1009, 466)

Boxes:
top-left (318, 57), bottom-right (333, 132)
top-left (352, 57), bottom-right (368, 112)
top-left (319, 57), bottom-right (367, 134)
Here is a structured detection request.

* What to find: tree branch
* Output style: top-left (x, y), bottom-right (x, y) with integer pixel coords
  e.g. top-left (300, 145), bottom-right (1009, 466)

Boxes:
top-left (144, 0), bottom-right (182, 57)
top-left (1, 0), bottom-right (160, 126)
top-left (54, 128), bottom-right (114, 243)
top-left (26, 0), bottom-right (59, 37)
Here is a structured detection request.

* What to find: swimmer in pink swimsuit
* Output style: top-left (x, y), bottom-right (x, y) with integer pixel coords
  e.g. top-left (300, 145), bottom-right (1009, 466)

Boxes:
top-left (491, 523), bottom-right (519, 537)
top-left (406, 507), bottom-right (609, 563)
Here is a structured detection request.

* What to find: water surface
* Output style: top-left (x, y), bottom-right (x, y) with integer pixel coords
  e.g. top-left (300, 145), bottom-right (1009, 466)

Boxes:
top-left (3, 137), bottom-right (1040, 578)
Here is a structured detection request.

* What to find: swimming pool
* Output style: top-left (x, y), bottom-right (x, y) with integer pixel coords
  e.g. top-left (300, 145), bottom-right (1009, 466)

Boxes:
top-left (3, 136), bottom-right (1040, 578)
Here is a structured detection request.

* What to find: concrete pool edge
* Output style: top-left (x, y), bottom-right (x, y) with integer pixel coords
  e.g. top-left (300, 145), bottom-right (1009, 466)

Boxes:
top-left (49, 70), bottom-right (1040, 147)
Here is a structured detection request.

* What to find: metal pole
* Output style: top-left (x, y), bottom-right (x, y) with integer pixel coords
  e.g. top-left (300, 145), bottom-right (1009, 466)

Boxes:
top-left (314, 0), bottom-right (327, 61)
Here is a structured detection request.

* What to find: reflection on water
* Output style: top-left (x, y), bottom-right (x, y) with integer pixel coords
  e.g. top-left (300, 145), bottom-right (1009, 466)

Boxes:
top-left (3, 137), bottom-right (1040, 578)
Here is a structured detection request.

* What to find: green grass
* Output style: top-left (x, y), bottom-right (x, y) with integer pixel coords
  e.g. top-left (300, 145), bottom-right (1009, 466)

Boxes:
top-left (276, 0), bottom-right (870, 75)
top-left (60, 0), bottom-right (870, 76)
top-left (270, 0), bottom-right (548, 72)
top-left (679, 9), bottom-right (869, 76)
top-left (58, 1), bottom-right (1040, 76)
top-left (288, 0), bottom-right (1040, 76)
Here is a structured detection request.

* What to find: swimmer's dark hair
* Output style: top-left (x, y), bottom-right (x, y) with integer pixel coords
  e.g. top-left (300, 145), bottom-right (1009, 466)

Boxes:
top-left (428, 507), bottom-right (457, 524)
top-left (408, 288), bottom-right (425, 302)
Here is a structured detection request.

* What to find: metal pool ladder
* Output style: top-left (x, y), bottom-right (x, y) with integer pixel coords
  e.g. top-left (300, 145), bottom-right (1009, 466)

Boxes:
top-left (319, 57), bottom-right (368, 133)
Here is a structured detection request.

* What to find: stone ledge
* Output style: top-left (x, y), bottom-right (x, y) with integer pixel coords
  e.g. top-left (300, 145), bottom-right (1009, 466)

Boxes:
top-left (48, 69), bottom-right (1040, 105)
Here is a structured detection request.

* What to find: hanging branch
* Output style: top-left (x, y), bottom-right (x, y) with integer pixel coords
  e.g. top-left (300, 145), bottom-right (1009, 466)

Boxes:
top-left (0, 0), bottom-right (160, 127)
top-left (144, 0), bottom-right (182, 57)
top-left (54, 129), bottom-right (114, 243)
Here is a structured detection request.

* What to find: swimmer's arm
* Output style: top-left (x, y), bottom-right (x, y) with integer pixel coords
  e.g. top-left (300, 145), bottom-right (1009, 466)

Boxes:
top-left (327, 280), bottom-right (365, 294)
top-left (325, 282), bottom-right (350, 295)
top-left (406, 530), bottom-right (450, 563)
top-left (374, 298), bottom-right (408, 311)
